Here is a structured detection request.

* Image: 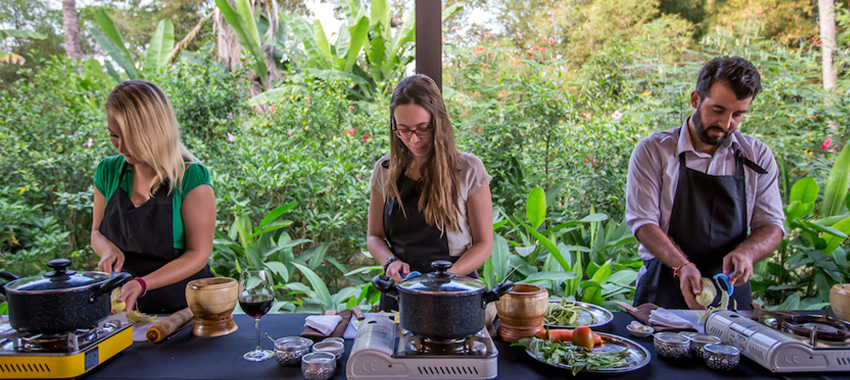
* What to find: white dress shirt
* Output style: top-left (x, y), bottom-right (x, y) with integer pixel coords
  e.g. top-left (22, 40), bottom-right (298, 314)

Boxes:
top-left (626, 120), bottom-right (786, 261)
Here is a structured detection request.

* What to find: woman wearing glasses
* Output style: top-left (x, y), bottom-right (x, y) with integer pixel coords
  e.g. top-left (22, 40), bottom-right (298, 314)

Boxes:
top-left (367, 74), bottom-right (494, 311)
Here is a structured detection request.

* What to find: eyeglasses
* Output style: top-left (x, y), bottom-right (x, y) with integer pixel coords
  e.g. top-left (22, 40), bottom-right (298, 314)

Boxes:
top-left (393, 127), bottom-right (433, 139)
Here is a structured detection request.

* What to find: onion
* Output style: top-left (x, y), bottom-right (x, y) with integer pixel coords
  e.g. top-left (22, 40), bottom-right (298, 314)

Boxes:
top-left (696, 277), bottom-right (716, 307)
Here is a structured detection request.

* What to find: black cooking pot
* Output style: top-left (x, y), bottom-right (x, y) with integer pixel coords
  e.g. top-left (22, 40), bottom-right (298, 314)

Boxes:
top-left (0, 259), bottom-right (132, 333)
top-left (372, 260), bottom-right (514, 340)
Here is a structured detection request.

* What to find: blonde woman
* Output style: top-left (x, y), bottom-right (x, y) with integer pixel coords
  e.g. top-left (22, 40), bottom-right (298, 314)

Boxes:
top-left (91, 80), bottom-right (216, 314)
top-left (367, 74), bottom-right (494, 311)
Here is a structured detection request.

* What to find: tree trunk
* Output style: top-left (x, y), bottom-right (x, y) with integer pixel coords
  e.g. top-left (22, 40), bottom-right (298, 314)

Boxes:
top-left (62, 0), bottom-right (82, 60)
top-left (819, 0), bottom-right (838, 132)
top-left (819, 0), bottom-right (837, 92)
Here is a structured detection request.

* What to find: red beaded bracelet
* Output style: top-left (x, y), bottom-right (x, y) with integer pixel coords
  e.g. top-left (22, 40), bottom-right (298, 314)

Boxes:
top-left (132, 277), bottom-right (147, 297)
top-left (673, 262), bottom-right (695, 278)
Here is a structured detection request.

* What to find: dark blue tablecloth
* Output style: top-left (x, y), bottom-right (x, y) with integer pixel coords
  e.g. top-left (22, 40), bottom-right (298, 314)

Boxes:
top-left (80, 312), bottom-right (847, 380)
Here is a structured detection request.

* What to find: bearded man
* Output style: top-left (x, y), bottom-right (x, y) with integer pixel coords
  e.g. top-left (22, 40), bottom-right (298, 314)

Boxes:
top-left (626, 56), bottom-right (785, 310)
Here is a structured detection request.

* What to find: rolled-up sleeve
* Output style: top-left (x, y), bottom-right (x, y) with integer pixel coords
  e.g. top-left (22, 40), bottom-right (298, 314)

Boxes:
top-left (750, 143), bottom-right (786, 234)
top-left (626, 138), bottom-right (663, 236)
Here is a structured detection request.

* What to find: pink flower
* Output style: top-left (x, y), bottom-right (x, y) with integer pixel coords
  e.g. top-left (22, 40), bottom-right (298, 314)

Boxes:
top-left (347, 128), bottom-right (355, 136)
top-left (349, 105), bottom-right (355, 111)
top-left (549, 38), bottom-right (555, 45)
top-left (83, 138), bottom-right (93, 147)
top-left (364, 134), bottom-right (370, 142)
top-left (612, 111), bottom-right (623, 121)
top-left (287, 131), bottom-right (292, 137)
top-left (269, 105), bottom-right (275, 114)
top-left (226, 113), bottom-right (233, 120)
top-left (822, 137), bottom-right (832, 150)
top-left (227, 132), bottom-right (236, 142)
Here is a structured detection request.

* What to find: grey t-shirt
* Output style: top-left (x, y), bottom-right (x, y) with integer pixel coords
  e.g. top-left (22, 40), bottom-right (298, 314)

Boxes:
top-left (371, 152), bottom-right (492, 257)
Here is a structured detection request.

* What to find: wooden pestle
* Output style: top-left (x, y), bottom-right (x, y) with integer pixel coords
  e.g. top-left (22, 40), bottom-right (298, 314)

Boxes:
top-left (146, 308), bottom-right (194, 343)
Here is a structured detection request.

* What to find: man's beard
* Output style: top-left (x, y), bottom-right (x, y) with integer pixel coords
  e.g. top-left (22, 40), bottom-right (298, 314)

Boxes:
top-left (693, 107), bottom-right (730, 146)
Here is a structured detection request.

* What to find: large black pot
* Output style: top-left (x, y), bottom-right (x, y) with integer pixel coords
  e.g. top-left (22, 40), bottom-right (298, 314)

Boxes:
top-left (372, 260), bottom-right (513, 340)
top-left (0, 259), bottom-right (132, 333)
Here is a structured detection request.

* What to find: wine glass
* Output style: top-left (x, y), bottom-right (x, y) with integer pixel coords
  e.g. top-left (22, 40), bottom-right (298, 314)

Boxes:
top-left (239, 267), bottom-right (275, 361)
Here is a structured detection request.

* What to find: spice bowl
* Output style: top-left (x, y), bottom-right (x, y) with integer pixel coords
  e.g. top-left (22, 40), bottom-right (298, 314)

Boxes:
top-left (301, 352), bottom-right (336, 380)
top-left (688, 333), bottom-right (722, 360)
top-left (321, 337), bottom-right (345, 345)
top-left (654, 331), bottom-right (690, 360)
top-left (703, 344), bottom-right (740, 371)
top-left (274, 336), bottom-right (313, 366)
top-left (626, 321), bottom-right (654, 338)
top-left (312, 341), bottom-right (345, 363)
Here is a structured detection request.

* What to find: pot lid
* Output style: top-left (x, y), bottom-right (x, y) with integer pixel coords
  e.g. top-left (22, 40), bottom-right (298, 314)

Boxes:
top-left (397, 261), bottom-right (486, 295)
top-left (5, 259), bottom-right (109, 292)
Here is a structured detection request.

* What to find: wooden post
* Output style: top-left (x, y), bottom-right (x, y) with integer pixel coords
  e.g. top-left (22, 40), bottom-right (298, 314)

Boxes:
top-left (415, 0), bottom-right (442, 91)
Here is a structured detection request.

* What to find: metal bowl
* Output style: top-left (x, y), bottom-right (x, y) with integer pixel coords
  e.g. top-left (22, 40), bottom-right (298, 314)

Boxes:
top-left (544, 300), bottom-right (614, 329)
top-left (274, 336), bottom-right (312, 366)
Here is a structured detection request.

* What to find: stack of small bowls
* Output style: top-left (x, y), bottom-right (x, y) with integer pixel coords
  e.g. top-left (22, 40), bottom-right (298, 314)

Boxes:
top-left (495, 283), bottom-right (549, 342)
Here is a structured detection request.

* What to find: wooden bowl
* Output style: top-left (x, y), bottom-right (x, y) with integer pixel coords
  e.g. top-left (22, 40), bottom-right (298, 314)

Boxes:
top-left (186, 277), bottom-right (239, 337)
top-left (830, 284), bottom-right (850, 322)
top-left (495, 283), bottom-right (549, 320)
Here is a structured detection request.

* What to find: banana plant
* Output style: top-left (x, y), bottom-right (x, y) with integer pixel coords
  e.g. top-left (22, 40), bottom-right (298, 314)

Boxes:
top-left (253, 0), bottom-right (463, 104)
top-left (0, 29), bottom-right (46, 65)
top-left (90, 9), bottom-right (174, 81)
top-left (214, 0), bottom-right (267, 79)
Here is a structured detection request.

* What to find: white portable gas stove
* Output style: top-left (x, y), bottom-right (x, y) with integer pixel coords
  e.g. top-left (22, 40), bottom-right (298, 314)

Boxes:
top-left (346, 316), bottom-right (498, 379)
top-left (0, 319), bottom-right (132, 379)
top-left (706, 310), bottom-right (850, 373)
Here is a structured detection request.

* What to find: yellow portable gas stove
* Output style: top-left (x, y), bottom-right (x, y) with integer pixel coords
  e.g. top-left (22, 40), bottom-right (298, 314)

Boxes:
top-left (0, 319), bottom-right (132, 379)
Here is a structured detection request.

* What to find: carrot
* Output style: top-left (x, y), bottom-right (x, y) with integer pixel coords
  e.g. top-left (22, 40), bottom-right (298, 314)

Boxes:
top-left (535, 327), bottom-right (603, 346)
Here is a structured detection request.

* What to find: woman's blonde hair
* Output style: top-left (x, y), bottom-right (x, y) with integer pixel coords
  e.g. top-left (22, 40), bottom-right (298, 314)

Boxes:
top-left (384, 74), bottom-right (461, 233)
top-left (106, 80), bottom-right (196, 196)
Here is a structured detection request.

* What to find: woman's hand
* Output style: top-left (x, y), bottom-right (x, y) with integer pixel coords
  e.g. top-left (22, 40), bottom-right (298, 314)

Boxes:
top-left (97, 246), bottom-right (125, 273)
top-left (385, 260), bottom-right (410, 283)
top-left (113, 279), bottom-right (144, 314)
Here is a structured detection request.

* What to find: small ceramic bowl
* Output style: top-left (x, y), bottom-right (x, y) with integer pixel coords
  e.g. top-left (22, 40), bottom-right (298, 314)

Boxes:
top-left (703, 343), bottom-right (740, 371)
top-left (689, 333), bottom-right (722, 360)
top-left (626, 321), bottom-right (654, 338)
top-left (274, 336), bottom-right (313, 366)
top-left (654, 331), bottom-right (690, 360)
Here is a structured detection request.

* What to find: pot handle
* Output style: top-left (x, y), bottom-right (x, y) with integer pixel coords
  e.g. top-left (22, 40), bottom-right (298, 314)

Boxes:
top-left (0, 272), bottom-right (20, 296)
top-left (371, 275), bottom-right (399, 299)
top-left (88, 272), bottom-right (132, 303)
top-left (483, 281), bottom-right (515, 304)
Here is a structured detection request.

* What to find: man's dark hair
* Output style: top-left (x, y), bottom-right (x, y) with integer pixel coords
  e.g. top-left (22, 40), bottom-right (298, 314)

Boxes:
top-left (695, 56), bottom-right (762, 101)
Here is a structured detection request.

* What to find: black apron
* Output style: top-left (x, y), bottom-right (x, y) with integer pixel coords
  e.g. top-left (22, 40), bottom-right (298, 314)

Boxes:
top-left (634, 143), bottom-right (758, 310)
top-left (99, 162), bottom-right (213, 314)
top-left (378, 168), bottom-right (459, 311)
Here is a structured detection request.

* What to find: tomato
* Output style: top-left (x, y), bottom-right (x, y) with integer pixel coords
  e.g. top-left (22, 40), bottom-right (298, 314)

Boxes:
top-left (572, 326), bottom-right (595, 350)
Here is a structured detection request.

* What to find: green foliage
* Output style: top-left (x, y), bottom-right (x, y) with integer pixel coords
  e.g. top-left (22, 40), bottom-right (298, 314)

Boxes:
top-left (483, 187), bottom-right (638, 310)
top-left (751, 146), bottom-right (850, 309)
top-left (91, 9), bottom-right (176, 80)
top-left (214, 0), bottom-right (267, 80)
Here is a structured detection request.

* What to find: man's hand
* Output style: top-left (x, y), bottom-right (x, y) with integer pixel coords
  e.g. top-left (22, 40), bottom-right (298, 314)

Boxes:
top-left (678, 264), bottom-right (707, 310)
top-left (723, 249), bottom-right (755, 286)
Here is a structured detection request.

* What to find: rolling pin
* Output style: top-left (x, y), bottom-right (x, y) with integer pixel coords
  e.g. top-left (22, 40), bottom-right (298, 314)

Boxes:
top-left (146, 308), bottom-right (194, 343)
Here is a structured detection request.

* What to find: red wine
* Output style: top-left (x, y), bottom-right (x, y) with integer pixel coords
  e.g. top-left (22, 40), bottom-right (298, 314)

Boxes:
top-left (239, 294), bottom-right (273, 317)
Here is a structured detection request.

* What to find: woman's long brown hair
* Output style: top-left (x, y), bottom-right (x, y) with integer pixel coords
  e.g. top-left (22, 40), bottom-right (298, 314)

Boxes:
top-left (384, 74), bottom-right (461, 233)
